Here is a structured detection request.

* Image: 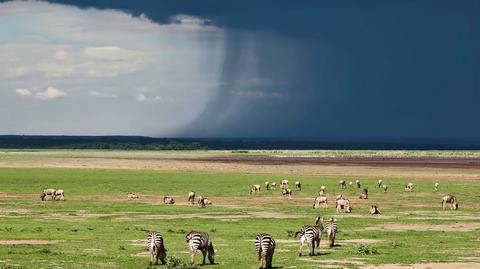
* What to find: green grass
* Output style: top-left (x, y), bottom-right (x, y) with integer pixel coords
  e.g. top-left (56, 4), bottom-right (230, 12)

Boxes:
top-left (0, 167), bottom-right (479, 268)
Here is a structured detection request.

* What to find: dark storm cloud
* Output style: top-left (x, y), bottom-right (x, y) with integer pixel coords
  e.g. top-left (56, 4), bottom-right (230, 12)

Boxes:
top-left (19, 0), bottom-right (480, 138)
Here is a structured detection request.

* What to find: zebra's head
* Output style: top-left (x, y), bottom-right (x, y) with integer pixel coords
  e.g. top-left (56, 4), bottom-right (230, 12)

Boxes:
top-left (207, 242), bottom-right (215, 264)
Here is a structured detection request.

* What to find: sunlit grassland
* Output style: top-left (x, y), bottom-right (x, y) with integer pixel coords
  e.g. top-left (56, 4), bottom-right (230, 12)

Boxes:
top-left (0, 167), bottom-right (479, 268)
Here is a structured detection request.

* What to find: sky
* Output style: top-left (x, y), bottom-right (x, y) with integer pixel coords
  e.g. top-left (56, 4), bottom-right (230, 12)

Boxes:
top-left (0, 0), bottom-right (479, 139)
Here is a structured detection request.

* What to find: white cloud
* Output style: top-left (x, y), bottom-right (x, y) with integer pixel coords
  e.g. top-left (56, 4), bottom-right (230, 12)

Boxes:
top-left (16, 88), bottom-right (32, 96)
top-left (136, 93), bottom-right (165, 104)
top-left (0, 1), bottom-right (225, 135)
top-left (83, 46), bottom-right (140, 61)
top-left (35, 87), bottom-right (67, 100)
top-left (88, 91), bottom-right (117, 98)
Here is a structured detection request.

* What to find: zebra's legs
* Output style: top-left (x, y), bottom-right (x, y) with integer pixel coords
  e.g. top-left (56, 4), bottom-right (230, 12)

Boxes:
top-left (190, 250), bottom-right (196, 265)
top-left (298, 241), bottom-right (304, 256)
top-left (308, 242), bottom-right (313, 256)
top-left (201, 249), bottom-right (207, 264)
top-left (265, 252), bottom-right (273, 269)
top-left (149, 252), bottom-right (155, 266)
top-left (258, 254), bottom-right (264, 269)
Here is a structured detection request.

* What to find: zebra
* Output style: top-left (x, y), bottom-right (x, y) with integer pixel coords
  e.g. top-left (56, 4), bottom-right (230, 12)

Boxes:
top-left (382, 184), bottom-right (389, 193)
top-left (186, 231), bottom-right (215, 265)
top-left (295, 181), bottom-right (302, 191)
top-left (348, 181), bottom-right (353, 188)
top-left (295, 216), bottom-right (323, 256)
top-left (442, 195), bottom-right (458, 210)
top-left (336, 197), bottom-right (352, 213)
top-left (377, 179), bottom-right (383, 188)
top-left (335, 194), bottom-right (343, 200)
top-left (282, 188), bottom-right (292, 198)
top-left (40, 188), bottom-right (56, 201)
top-left (147, 232), bottom-right (166, 265)
top-left (188, 191), bottom-right (196, 204)
top-left (255, 233), bottom-right (275, 269)
top-left (163, 196), bottom-right (175, 204)
top-left (369, 204), bottom-right (381, 214)
top-left (404, 183), bottom-right (414, 192)
top-left (319, 185), bottom-right (326, 196)
top-left (326, 218), bottom-right (337, 247)
top-left (250, 185), bottom-right (261, 194)
top-left (270, 182), bottom-right (277, 190)
top-left (434, 182), bottom-right (440, 192)
top-left (127, 192), bottom-right (138, 199)
top-left (359, 187), bottom-right (368, 199)
top-left (281, 179), bottom-right (289, 189)
top-left (53, 189), bottom-right (65, 201)
top-left (265, 181), bottom-right (270, 190)
top-left (356, 179), bottom-right (361, 188)
top-left (313, 196), bottom-right (328, 209)
top-left (339, 180), bottom-right (346, 189)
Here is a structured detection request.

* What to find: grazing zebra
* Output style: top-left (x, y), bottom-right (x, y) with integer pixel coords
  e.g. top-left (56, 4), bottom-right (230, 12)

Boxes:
top-left (326, 218), bottom-right (337, 247)
top-left (356, 179), bottom-right (361, 188)
top-left (198, 196), bottom-right (207, 208)
top-left (434, 182), bottom-right (440, 192)
top-left (265, 181), bottom-right (270, 190)
top-left (369, 204), bottom-right (381, 214)
top-left (442, 195), bottom-right (458, 210)
top-left (127, 192), bottom-right (138, 199)
top-left (270, 182), bottom-right (277, 190)
top-left (147, 232), bottom-right (166, 265)
top-left (382, 184), bottom-right (389, 193)
top-left (313, 196), bottom-right (328, 209)
top-left (359, 187), bottom-right (368, 199)
top-left (336, 197), bottom-right (352, 213)
top-left (163, 196), bottom-right (175, 204)
top-left (348, 181), bottom-right (353, 188)
top-left (188, 191), bottom-right (196, 204)
top-left (53, 189), bottom-right (65, 201)
top-left (295, 181), bottom-right (302, 191)
top-left (186, 231), bottom-right (215, 265)
top-left (255, 233), bottom-right (275, 269)
top-left (281, 188), bottom-right (292, 198)
top-left (40, 188), bottom-right (56, 201)
top-left (377, 179), bottom-right (383, 188)
top-left (339, 180), bottom-right (346, 189)
top-left (250, 185), bottom-right (261, 194)
top-left (319, 185), bottom-right (326, 195)
top-left (281, 179), bottom-right (289, 189)
top-left (404, 183), bottom-right (414, 192)
top-left (295, 216), bottom-right (323, 256)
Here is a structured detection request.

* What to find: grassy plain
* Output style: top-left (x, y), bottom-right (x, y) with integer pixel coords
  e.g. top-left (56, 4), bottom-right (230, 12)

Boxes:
top-left (0, 150), bottom-right (479, 268)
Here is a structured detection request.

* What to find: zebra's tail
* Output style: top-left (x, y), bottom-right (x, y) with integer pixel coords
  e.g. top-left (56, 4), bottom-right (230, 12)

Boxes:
top-left (294, 230), bottom-right (302, 238)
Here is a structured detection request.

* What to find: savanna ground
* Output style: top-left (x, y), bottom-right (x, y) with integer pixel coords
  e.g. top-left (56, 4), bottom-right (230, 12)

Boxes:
top-left (0, 150), bottom-right (479, 269)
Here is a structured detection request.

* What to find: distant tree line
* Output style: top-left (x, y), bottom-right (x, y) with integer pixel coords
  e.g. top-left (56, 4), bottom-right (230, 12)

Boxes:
top-left (0, 135), bottom-right (479, 150)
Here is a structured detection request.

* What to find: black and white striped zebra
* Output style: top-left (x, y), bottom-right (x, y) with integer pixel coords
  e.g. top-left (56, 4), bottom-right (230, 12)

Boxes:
top-left (186, 231), bottom-right (215, 265)
top-left (295, 216), bottom-right (323, 256)
top-left (147, 232), bottom-right (166, 265)
top-left (255, 233), bottom-right (275, 269)
top-left (326, 218), bottom-right (337, 247)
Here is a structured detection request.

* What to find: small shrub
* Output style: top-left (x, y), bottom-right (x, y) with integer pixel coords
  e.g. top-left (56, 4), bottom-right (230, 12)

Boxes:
top-left (165, 257), bottom-right (199, 269)
top-left (119, 245), bottom-right (126, 250)
top-left (286, 230), bottom-right (295, 238)
top-left (4, 227), bottom-right (14, 232)
top-left (33, 227), bottom-right (43, 233)
top-left (210, 228), bottom-right (217, 233)
top-left (357, 244), bottom-right (378, 255)
top-left (38, 248), bottom-right (51, 254)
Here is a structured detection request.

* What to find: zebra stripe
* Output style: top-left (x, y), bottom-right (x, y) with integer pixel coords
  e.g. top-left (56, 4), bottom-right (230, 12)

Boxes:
top-left (147, 232), bottom-right (166, 265)
top-left (255, 233), bottom-right (275, 269)
top-left (295, 217), bottom-right (323, 256)
top-left (186, 231), bottom-right (215, 265)
top-left (326, 218), bottom-right (337, 247)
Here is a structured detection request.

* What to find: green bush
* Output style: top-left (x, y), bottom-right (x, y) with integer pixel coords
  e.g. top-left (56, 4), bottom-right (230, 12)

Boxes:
top-left (165, 257), bottom-right (199, 269)
top-left (357, 244), bottom-right (378, 255)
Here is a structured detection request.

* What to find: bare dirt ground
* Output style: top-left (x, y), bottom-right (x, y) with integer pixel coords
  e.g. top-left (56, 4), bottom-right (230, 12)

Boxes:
top-left (1, 154), bottom-right (480, 180)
